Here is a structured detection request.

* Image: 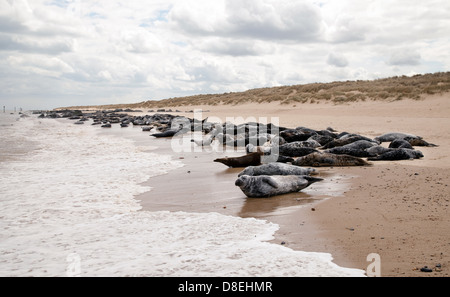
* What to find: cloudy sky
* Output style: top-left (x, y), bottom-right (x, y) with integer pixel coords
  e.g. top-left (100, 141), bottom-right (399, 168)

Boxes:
top-left (1, 0), bottom-right (449, 109)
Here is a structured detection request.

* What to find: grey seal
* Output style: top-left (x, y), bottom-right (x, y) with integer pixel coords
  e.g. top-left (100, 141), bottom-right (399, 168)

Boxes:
top-left (403, 136), bottom-right (438, 147)
top-left (214, 152), bottom-right (262, 168)
top-left (278, 145), bottom-right (318, 157)
top-left (238, 162), bottom-right (317, 177)
top-left (324, 140), bottom-right (378, 157)
top-left (322, 135), bottom-right (378, 149)
top-left (374, 132), bottom-right (421, 143)
top-left (367, 148), bottom-right (423, 161)
top-left (293, 152), bottom-right (372, 167)
top-left (388, 139), bottom-right (413, 149)
top-left (365, 145), bottom-right (393, 157)
top-left (235, 175), bottom-right (323, 198)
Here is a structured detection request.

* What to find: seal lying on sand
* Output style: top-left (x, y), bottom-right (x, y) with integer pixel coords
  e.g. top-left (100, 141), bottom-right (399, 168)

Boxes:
top-left (368, 148), bottom-right (423, 161)
top-left (293, 152), bottom-right (371, 167)
top-left (374, 132), bottom-right (421, 143)
top-left (365, 145), bottom-right (393, 157)
top-left (388, 139), bottom-right (413, 149)
top-left (322, 135), bottom-right (378, 149)
top-left (214, 152), bottom-right (261, 168)
top-left (151, 129), bottom-right (179, 138)
top-left (278, 145), bottom-right (318, 157)
top-left (325, 140), bottom-right (378, 157)
top-left (238, 162), bottom-right (317, 177)
top-left (235, 175), bottom-right (323, 198)
top-left (404, 136), bottom-right (438, 147)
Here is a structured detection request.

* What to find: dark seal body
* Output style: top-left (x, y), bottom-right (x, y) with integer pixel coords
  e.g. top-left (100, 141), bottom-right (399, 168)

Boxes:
top-left (214, 152), bottom-right (262, 168)
top-left (293, 152), bottom-right (371, 167)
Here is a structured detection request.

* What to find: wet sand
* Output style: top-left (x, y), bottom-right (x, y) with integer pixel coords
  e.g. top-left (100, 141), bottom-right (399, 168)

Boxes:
top-left (99, 93), bottom-right (450, 277)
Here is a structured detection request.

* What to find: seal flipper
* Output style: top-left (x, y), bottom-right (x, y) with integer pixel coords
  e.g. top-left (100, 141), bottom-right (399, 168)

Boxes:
top-left (263, 176), bottom-right (279, 188)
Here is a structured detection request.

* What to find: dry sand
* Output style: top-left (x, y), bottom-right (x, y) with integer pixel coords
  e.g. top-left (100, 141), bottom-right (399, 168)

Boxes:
top-left (134, 94), bottom-right (450, 277)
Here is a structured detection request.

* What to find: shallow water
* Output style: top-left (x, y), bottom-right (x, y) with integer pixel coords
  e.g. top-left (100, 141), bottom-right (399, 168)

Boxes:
top-left (0, 113), bottom-right (365, 277)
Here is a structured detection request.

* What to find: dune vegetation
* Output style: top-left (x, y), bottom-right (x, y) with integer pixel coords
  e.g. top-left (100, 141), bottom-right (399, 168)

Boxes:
top-left (61, 72), bottom-right (450, 110)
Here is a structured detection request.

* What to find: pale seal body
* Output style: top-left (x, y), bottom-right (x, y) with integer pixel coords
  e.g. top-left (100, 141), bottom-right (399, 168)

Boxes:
top-left (322, 135), bottom-right (378, 149)
top-left (293, 152), bottom-right (371, 167)
top-left (235, 175), bottom-right (323, 198)
top-left (238, 162), bottom-right (317, 177)
top-left (374, 132), bottom-right (421, 143)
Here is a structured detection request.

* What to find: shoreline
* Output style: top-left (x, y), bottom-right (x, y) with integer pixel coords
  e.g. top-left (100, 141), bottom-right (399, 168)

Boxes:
top-left (68, 93), bottom-right (450, 277)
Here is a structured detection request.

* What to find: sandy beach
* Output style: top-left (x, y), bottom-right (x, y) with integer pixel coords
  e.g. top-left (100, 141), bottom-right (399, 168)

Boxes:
top-left (133, 93), bottom-right (450, 277)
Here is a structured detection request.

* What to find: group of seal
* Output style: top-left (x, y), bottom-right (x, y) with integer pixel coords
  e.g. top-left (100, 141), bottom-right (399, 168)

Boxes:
top-left (46, 109), bottom-right (438, 199)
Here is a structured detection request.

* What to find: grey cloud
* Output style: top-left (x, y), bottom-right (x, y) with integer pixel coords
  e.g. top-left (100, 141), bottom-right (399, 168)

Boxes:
top-left (388, 50), bottom-right (421, 66)
top-left (0, 34), bottom-right (73, 54)
top-left (0, 16), bottom-right (28, 34)
top-left (327, 52), bottom-right (349, 67)
top-left (170, 0), bottom-right (324, 42)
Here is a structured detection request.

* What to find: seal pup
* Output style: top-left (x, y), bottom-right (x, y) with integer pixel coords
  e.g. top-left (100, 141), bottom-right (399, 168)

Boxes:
top-left (235, 175), bottom-right (323, 198)
top-left (293, 152), bottom-right (372, 167)
top-left (368, 148), bottom-right (423, 161)
top-left (214, 152), bottom-right (261, 168)
top-left (238, 162), bottom-right (317, 177)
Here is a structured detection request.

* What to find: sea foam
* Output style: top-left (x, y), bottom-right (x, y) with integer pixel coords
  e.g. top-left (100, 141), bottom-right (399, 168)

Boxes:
top-left (0, 115), bottom-right (365, 277)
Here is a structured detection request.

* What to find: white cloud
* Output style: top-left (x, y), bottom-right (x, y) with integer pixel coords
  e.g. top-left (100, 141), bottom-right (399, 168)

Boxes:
top-left (0, 0), bottom-right (449, 109)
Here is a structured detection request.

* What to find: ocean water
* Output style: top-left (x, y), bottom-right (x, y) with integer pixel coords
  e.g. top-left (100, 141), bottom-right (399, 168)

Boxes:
top-left (0, 113), bottom-right (365, 277)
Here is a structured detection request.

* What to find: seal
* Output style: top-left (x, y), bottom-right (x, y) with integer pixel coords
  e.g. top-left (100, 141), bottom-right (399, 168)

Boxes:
top-left (325, 147), bottom-right (371, 157)
top-left (403, 136), bottom-right (438, 147)
top-left (235, 175), bottom-right (323, 198)
top-left (367, 148), bottom-right (423, 161)
top-left (280, 129), bottom-right (315, 142)
top-left (151, 130), bottom-right (178, 137)
top-left (322, 135), bottom-right (377, 149)
top-left (324, 140), bottom-right (378, 157)
top-left (238, 162), bottom-right (317, 177)
top-left (374, 132), bottom-right (421, 143)
top-left (278, 145), bottom-right (318, 157)
top-left (281, 140), bottom-right (321, 149)
top-left (214, 152), bottom-right (262, 168)
top-left (365, 145), bottom-right (393, 157)
top-left (388, 139), bottom-right (413, 149)
top-left (293, 152), bottom-right (372, 167)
